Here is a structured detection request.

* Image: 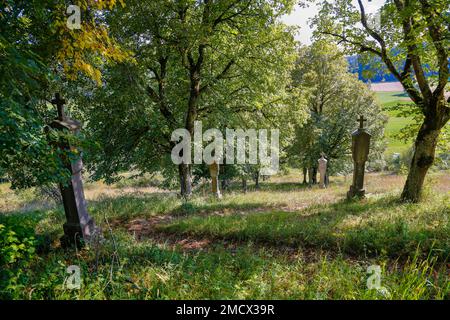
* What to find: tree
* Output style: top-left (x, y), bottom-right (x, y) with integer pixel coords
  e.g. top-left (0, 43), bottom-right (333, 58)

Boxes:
top-left (310, 0), bottom-right (450, 202)
top-left (79, 0), bottom-right (299, 196)
top-left (0, 0), bottom-right (128, 188)
top-left (288, 41), bottom-right (386, 181)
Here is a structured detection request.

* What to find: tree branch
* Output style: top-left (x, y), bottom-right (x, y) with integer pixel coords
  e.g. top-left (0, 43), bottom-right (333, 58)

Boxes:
top-left (200, 59), bottom-right (235, 94)
top-left (357, 0), bottom-right (424, 105)
top-left (419, 0), bottom-right (449, 100)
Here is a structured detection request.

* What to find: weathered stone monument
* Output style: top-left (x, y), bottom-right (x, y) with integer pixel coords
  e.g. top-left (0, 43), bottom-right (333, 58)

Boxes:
top-left (208, 161), bottom-right (222, 198)
top-left (50, 93), bottom-right (98, 247)
top-left (347, 115), bottom-right (371, 199)
top-left (318, 154), bottom-right (328, 189)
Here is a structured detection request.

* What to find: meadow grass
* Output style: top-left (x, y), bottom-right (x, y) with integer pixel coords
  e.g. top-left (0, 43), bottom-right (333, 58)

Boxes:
top-left (0, 172), bottom-right (449, 300)
top-left (374, 91), bottom-right (414, 155)
top-left (374, 91), bottom-right (410, 107)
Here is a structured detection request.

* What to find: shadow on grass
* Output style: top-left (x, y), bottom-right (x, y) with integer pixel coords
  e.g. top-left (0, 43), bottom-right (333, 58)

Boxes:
top-left (3, 185), bottom-right (448, 262)
top-left (87, 193), bottom-right (179, 222)
top-left (223, 181), bottom-right (309, 193)
top-left (392, 92), bottom-right (410, 98)
top-left (171, 200), bottom-right (272, 217)
top-left (9, 237), bottom-right (272, 299)
top-left (158, 195), bottom-right (450, 260)
top-left (223, 179), bottom-right (346, 193)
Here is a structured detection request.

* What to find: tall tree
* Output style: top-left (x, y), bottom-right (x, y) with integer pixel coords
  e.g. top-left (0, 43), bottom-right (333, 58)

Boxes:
top-left (80, 0), bottom-right (299, 196)
top-left (0, 0), bottom-right (128, 188)
top-left (310, 0), bottom-right (450, 202)
top-left (289, 41), bottom-right (386, 179)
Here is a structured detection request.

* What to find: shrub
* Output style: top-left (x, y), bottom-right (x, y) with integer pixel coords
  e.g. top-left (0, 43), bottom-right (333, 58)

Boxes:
top-left (0, 223), bottom-right (37, 298)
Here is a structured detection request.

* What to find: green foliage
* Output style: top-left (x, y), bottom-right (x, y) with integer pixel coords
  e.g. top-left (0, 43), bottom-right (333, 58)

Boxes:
top-left (71, 0), bottom-right (303, 190)
top-left (310, 0), bottom-right (450, 201)
top-left (288, 41), bottom-right (387, 174)
top-left (385, 148), bottom-right (412, 174)
top-left (0, 17), bottom-right (63, 188)
top-left (0, 223), bottom-right (37, 298)
top-left (0, 0), bottom-right (128, 189)
top-left (384, 98), bottom-right (450, 169)
top-left (0, 224), bottom-right (35, 265)
top-left (1, 218), bottom-right (448, 299)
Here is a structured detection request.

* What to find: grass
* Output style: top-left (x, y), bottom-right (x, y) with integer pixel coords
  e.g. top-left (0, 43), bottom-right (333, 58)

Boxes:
top-left (158, 195), bottom-right (450, 259)
top-left (374, 91), bottom-right (414, 156)
top-left (0, 171), bottom-right (449, 300)
top-left (384, 117), bottom-right (414, 154)
top-left (374, 91), bottom-right (410, 108)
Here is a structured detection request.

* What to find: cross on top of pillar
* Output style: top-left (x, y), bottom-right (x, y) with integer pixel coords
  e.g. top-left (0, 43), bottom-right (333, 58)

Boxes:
top-left (51, 93), bottom-right (66, 121)
top-left (358, 115), bottom-right (367, 129)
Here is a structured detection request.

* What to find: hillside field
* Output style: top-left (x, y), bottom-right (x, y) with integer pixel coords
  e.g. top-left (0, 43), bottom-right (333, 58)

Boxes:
top-left (374, 90), bottom-right (414, 155)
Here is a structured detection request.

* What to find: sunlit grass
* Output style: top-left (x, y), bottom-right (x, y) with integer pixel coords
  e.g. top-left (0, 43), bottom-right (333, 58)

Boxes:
top-left (0, 171), bottom-right (449, 300)
top-left (374, 91), bottom-right (414, 156)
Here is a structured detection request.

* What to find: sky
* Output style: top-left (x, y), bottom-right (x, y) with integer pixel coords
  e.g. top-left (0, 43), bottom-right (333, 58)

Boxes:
top-left (282, 0), bottom-right (386, 45)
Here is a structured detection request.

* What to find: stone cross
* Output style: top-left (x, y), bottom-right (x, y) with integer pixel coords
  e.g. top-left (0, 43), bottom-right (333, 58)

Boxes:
top-left (51, 93), bottom-right (66, 121)
top-left (358, 115), bottom-right (367, 129)
top-left (208, 161), bottom-right (222, 198)
top-left (50, 93), bottom-right (98, 247)
top-left (318, 154), bottom-right (328, 189)
top-left (347, 115), bottom-right (371, 199)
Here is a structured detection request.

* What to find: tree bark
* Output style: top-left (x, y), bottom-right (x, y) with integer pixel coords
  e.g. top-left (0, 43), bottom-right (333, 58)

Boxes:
top-left (302, 167), bottom-right (307, 184)
top-left (312, 167), bottom-right (318, 184)
top-left (242, 178), bottom-right (247, 193)
top-left (221, 179), bottom-right (230, 191)
top-left (401, 115), bottom-right (442, 202)
top-left (178, 67), bottom-right (199, 198)
top-left (254, 170), bottom-right (260, 189)
top-left (178, 163), bottom-right (192, 198)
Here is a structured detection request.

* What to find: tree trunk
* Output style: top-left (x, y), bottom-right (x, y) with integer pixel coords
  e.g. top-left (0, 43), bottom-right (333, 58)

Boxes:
top-left (307, 167), bottom-right (313, 186)
top-left (178, 53), bottom-right (200, 199)
top-left (401, 117), bottom-right (441, 202)
top-left (302, 167), bottom-right (307, 184)
top-left (178, 163), bottom-right (192, 198)
top-left (221, 179), bottom-right (230, 191)
top-left (178, 79), bottom-right (197, 199)
top-left (254, 171), bottom-right (260, 189)
top-left (242, 178), bottom-right (247, 193)
top-left (312, 167), bottom-right (317, 184)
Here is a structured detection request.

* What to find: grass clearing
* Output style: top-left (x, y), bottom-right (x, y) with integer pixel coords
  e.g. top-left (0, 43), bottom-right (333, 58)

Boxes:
top-left (0, 172), bottom-right (449, 300)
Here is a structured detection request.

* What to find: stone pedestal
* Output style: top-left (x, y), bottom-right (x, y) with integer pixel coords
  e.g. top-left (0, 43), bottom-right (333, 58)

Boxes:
top-left (318, 155), bottom-right (327, 189)
top-left (208, 162), bottom-right (222, 198)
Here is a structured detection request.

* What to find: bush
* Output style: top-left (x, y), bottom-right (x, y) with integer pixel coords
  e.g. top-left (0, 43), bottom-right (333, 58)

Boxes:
top-left (368, 159), bottom-right (386, 172)
top-left (0, 223), bottom-right (37, 298)
top-left (35, 184), bottom-right (62, 203)
top-left (386, 148), bottom-right (413, 174)
top-left (435, 153), bottom-right (450, 170)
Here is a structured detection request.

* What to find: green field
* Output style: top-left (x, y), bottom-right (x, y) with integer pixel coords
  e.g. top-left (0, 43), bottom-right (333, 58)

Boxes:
top-left (374, 91), bottom-right (414, 155)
